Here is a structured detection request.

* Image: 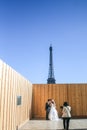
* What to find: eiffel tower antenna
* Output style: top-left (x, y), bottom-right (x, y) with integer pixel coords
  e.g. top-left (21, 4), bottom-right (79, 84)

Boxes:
top-left (47, 45), bottom-right (56, 84)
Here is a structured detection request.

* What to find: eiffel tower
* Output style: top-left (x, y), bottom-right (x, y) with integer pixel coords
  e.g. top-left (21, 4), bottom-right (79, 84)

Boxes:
top-left (47, 45), bottom-right (56, 84)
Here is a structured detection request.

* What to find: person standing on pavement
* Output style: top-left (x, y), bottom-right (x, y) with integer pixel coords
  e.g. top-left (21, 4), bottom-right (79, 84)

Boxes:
top-left (62, 102), bottom-right (71, 130)
top-left (45, 99), bottom-right (51, 120)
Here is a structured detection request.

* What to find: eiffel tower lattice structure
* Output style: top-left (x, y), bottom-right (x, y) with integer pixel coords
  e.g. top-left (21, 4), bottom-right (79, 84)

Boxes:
top-left (47, 45), bottom-right (56, 84)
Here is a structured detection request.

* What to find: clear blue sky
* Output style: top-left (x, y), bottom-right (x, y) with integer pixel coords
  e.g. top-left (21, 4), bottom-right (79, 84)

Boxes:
top-left (0, 0), bottom-right (87, 84)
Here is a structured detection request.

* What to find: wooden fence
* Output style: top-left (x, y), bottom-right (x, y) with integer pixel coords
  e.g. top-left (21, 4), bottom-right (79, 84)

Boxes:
top-left (32, 84), bottom-right (87, 119)
top-left (0, 59), bottom-right (32, 130)
top-left (0, 59), bottom-right (87, 130)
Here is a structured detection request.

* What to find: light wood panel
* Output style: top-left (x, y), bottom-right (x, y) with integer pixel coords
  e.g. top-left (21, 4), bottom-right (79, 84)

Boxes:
top-left (0, 59), bottom-right (32, 130)
top-left (67, 84), bottom-right (87, 117)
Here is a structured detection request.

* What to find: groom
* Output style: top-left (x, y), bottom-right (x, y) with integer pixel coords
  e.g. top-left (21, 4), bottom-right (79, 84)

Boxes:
top-left (45, 99), bottom-right (51, 120)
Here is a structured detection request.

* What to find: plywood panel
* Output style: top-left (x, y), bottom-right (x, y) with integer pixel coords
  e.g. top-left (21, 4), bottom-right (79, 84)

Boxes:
top-left (40, 85), bottom-right (45, 116)
top-left (68, 84), bottom-right (76, 116)
top-left (81, 84), bottom-right (87, 116)
top-left (68, 84), bottom-right (87, 117)
top-left (33, 84), bottom-right (87, 118)
top-left (0, 59), bottom-right (32, 130)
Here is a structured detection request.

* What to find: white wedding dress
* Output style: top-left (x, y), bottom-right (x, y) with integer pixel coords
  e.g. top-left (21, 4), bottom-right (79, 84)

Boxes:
top-left (48, 104), bottom-right (59, 120)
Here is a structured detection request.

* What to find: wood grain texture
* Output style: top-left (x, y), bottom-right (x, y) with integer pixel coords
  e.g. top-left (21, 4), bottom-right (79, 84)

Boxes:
top-left (0, 59), bottom-right (32, 130)
top-left (32, 84), bottom-right (87, 119)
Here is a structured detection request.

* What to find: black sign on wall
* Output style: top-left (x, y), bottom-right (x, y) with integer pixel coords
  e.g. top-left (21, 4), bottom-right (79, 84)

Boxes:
top-left (17, 96), bottom-right (22, 105)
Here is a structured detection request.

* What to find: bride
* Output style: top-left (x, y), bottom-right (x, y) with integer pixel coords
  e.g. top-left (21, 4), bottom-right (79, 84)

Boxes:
top-left (48, 99), bottom-right (59, 121)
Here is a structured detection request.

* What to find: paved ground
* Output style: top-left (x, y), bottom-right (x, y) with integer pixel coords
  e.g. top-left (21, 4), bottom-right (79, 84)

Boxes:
top-left (19, 119), bottom-right (87, 130)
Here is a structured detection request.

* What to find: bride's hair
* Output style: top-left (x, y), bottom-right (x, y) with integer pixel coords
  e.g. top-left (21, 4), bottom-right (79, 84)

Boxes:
top-left (51, 99), bottom-right (55, 105)
top-left (52, 101), bottom-right (54, 104)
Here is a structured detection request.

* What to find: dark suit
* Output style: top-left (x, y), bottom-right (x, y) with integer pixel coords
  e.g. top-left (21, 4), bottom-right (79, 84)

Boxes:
top-left (45, 102), bottom-right (51, 120)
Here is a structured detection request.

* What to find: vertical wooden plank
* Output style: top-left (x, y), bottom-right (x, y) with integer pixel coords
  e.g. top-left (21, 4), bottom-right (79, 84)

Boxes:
top-left (76, 85), bottom-right (81, 116)
top-left (44, 84), bottom-right (47, 102)
top-left (9, 66), bottom-right (13, 130)
top-left (40, 84), bottom-right (45, 117)
top-left (43, 84), bottom-right (46, 117)
top-left (11, 68), bottom-right (16, 130)
top-left (81, 84), bottom-right (86, 116)
top-left (4, 65), bottom-right (9, 130)
top-left (48, 84), bottom-right (52, 99)
top-left (15, 71), bottom-right (17, 128)
top-left (44, 84), bottom-right (48, 119)
top-left (29, 82), bottom-right (32, 119)
top-left (67, 84), bottom-right (72, 106)
top-left (0, 60), bottom-right (3, 130)
top-left (85, 84), bottom-right (87, 116)
top-left (32, 84), bottom-right (34, 118)
top-left (37, 84), bottom-right (39, 117)
top-left (12, 69), bottom-right (16, 130)
top-left (52, 84), bottom-right (55, 101)
top-left (1, 62), bottom-right (6, 130)
top-left (33, 85), bottom-right (37, 118)
top-left (54, 84), bottom-right (58, 110)
top-left (68, 84), bottom-right (76, 116)
top-left (31, 84), bottom-right (35, 118)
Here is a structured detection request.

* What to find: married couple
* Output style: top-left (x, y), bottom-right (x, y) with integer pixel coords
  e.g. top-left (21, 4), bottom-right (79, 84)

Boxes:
top-left (45, 99), bottom-right (59, 120)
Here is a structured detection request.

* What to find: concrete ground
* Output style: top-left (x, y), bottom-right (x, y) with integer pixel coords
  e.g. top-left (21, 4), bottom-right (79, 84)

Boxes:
top-left (19, 119), bottom-right (87, 130)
